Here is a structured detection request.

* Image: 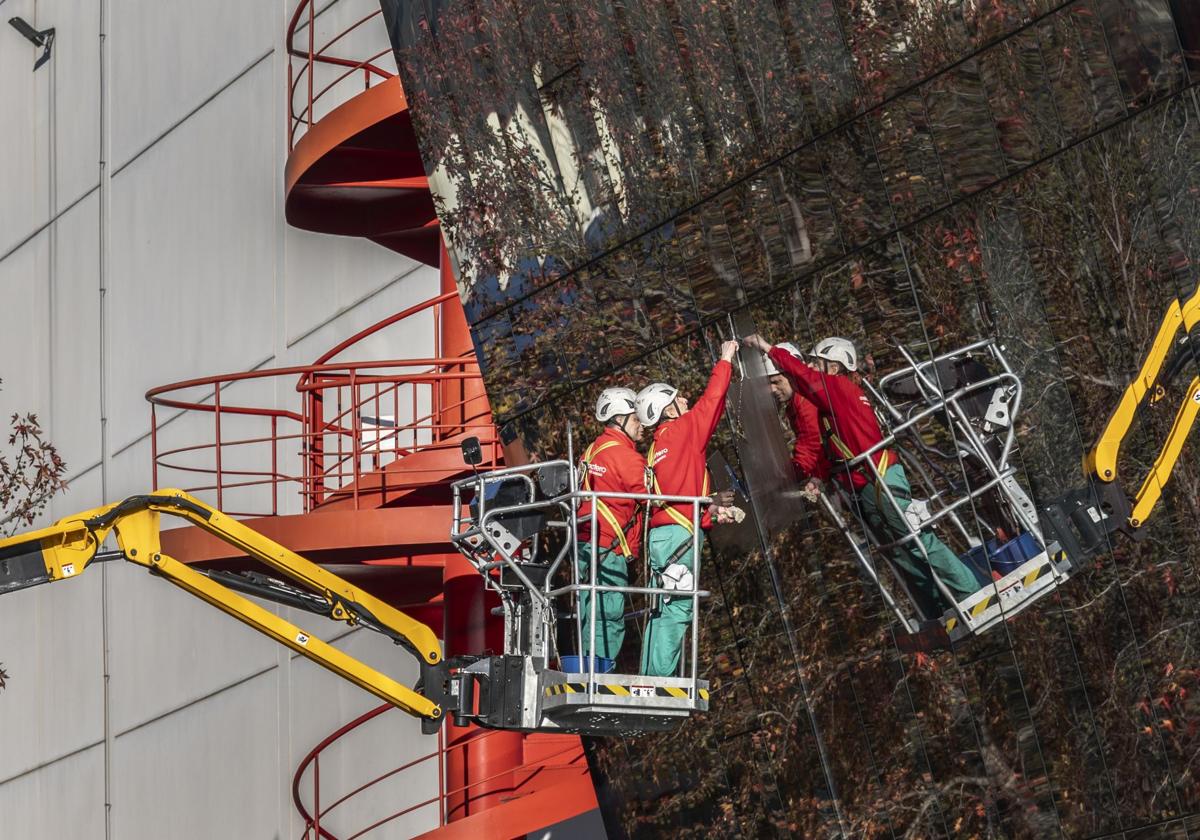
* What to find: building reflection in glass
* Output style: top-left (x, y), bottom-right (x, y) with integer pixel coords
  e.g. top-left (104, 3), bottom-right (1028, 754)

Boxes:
top-left (382, 0), bottom-right (1200, 835)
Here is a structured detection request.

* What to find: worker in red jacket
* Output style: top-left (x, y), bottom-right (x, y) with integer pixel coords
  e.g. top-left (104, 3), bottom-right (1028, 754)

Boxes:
top-left (744, 333), bottom-right (979, 618)
top-left (764, 341), bottom-right (830, 495)
top-left (634, 339), bottom-right (739, 676)
top-left (577, 387), bottom-right (646, 669)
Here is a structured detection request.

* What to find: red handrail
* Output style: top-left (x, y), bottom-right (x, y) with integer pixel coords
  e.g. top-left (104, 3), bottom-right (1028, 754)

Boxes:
top-left (292, 704), bottom-right (589, 840)
top-left (146, 284), bottom-right (497, 516)
top-left (307, 291), bottom-right (461, 371)
top-left (286, 0), bottom-right (396, 150)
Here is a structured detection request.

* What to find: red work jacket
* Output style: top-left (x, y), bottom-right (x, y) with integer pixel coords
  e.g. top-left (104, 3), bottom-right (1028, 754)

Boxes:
top-left (786, 394), bottom-right (831, 482)
top-left (648, 360), bottom-right (733, 531)
top-left (768, 346), bottom-right (893, 491)
top-left (578, 427), bottom-right (645, 557)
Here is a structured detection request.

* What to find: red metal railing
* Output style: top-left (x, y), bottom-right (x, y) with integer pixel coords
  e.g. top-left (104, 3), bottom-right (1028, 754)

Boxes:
top-left (147, 291), bottom-right (498, 516)
top-left (287, 0), bottom-right (395, 150)
top-left (292, 704), bottom-right (589, 840)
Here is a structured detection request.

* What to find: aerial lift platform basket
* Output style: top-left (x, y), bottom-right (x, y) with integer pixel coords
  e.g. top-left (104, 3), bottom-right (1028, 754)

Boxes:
top-left (820, 339), bottom-right (1078, 648)
top-left (449, 444), bottom-right (710, 736)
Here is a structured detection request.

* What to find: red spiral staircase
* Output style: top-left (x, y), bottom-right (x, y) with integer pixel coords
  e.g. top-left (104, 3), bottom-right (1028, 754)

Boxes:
top-left (144, 3), bottom-right (599, 837)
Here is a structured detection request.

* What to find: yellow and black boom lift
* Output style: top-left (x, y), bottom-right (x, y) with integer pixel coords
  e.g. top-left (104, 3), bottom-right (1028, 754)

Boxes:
top-left (0, 490), bottom-right (457, 734)
top-left (0, 473), bottom-right (711, 735)
top-left (1044, 285), bottom-right (1200, 557)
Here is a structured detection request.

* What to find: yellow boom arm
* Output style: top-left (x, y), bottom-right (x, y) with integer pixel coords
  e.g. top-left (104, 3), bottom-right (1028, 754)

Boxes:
top-left (1083, 286), bottom-right (1200, 531)
top-left (0, 490), bottom-right (447, 726)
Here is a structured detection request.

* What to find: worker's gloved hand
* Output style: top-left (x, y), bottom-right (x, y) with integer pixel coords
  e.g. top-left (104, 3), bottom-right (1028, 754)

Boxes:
top-left (712, 504), bottom-right (746, 524)
top-left (741, 333), bottom-right (772, 354)
top-left (660, 562), bottom-right (694, 593)
top-left (799, 479), bottom-right (823, 503)
top-left (711, 489), bottom-right (736, 508)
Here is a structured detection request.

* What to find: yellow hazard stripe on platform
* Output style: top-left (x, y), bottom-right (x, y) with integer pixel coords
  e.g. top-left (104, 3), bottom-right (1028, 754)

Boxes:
top-left (544, 683), bottom-right (584, 696)
top-left (942, 561), bottom-right (1055, 634)
top-left (971, 594), bottom-right (998, 617)
top-left (944, 595), bottom-right (999, 633)
top-left (1023, 563), bottom-right (1050, 588)
top-left (544, 682), bottom-right (708, 701)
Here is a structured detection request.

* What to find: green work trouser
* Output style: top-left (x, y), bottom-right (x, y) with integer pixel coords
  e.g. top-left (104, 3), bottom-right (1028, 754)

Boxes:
top-left (858, 464), bottom-right (980, 618)
top-left (576, 542), bottom-right (629, 661)
top-left (640, 524), bottom-right (703, 677)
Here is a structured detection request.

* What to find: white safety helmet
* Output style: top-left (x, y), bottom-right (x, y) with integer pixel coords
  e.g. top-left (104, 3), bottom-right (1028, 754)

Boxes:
top-left (811, 336), bottom-right (858, 372)
top-left (635, 383), bottom-right (678, 427)
top-left (595, 387), bottom-right (638, 424)
top-left (763, 342), bottom-right (804, 376)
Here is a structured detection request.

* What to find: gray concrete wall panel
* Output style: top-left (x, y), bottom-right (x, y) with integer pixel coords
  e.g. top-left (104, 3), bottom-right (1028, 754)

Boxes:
top-left (106, 561), bottom-right (283, 735)
top-left (112, 671), bottom-right (283, 840)
top-left (109, 0), bottom-right (274, 167)
top-left (0, 225), bottom-right (51, 426)
top-left (0, 568), bottom-right (105, 782)
top-left (0, 0), bottom-right (47, 258)
top-left (49, 193), bottom-right (103, 474)
top-left (0, 744), bottom-right (106, 838)
top-left (0, 0), bottom-right (102, 257)
top-left (108, 60), bottom-right (276, 453)
top-left (283, 226), bottom-right (422, 346)
top-left (43, 0), bottom-right (102, 212)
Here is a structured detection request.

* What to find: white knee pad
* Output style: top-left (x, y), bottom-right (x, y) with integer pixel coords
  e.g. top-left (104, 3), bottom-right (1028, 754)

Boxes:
top-left (660, 562), bottom-right (694, 593)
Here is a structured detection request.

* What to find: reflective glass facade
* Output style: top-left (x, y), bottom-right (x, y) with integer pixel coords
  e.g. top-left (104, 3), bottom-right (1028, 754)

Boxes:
top-left (383, 1), bottom-right (1200, 836)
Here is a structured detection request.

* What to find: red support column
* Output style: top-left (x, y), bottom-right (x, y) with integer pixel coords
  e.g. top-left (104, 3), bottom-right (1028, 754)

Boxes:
top-left (443, 553), bottom-right (523, 824)
top-left (439, 238), bottom-right (520, 830)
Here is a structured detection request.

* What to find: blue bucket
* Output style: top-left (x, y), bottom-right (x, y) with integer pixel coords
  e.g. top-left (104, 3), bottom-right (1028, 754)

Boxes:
top-left (960, 532), bottom-right (1043, 580)
top-left (560, 654), bottom-right (615, 674)
top-left (990, 532), bottom-right (1042, 575)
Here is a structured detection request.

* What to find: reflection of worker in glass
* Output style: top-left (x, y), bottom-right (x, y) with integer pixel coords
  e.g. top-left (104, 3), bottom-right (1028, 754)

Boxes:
top-left (764, 341), bottom-right (830, 499)
top-left (635, 340), bottom-right (739, 676)
top-left (744, 334), bottom-right (980, 617)
top-left (577, 388), bottom-right (645, 668)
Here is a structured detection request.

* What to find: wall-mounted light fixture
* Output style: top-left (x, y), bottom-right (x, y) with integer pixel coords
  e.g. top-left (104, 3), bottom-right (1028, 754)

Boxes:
top-left (8, 17), bottom-right (55, 71)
